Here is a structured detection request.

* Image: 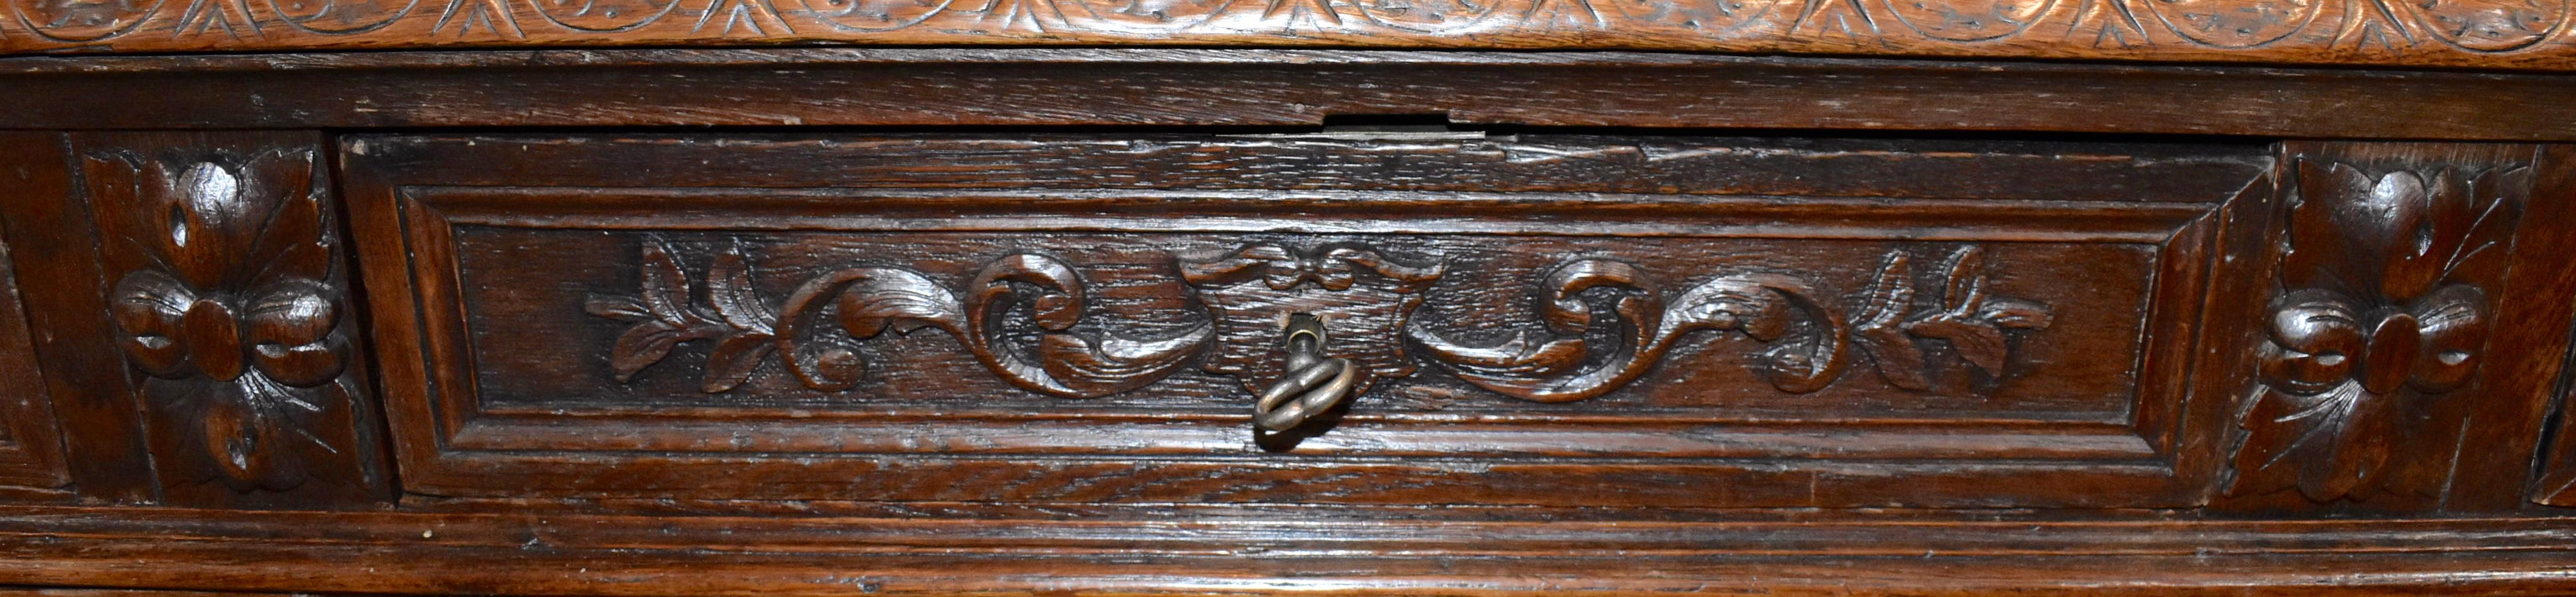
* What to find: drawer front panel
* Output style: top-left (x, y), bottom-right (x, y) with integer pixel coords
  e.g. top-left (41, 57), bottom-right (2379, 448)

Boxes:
top-left (345, 134), bottom-right (2272, 507)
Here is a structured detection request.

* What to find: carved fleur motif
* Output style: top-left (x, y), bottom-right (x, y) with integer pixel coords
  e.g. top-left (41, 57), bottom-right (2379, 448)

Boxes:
top-left (587, 238), bottom-right (777, 393)
top-left (1851, 246), bottom-right (2055, 391)
top-left (2228, 160), bottom-right (2528, 502)
top-left (95, 150), bottom-right (355, 493)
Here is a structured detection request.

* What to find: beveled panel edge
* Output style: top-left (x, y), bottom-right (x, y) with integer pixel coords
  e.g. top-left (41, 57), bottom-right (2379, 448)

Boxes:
top-left (343, 140), bottom-right (2236, 507)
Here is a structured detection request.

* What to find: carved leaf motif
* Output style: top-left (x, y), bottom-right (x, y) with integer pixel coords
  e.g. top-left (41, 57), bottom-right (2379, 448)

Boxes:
top-left (609, 321), bottom-right (691, 382)
top-left (698, 242), bottom-right (777, 392)
top-left (584, 294), bottom-right (651, 319)
top-left (1414, 259), bottom-right (1851, 402)
top-left (1900, 246), bottom-right (2052, 378)
top-left (1851, 251), bottom-right (1928, 390)
top-left (831, 268), bottom-right (964, 338)
top-left (1413, 259), bottom-right (1664, 402)
top-left (637, 238), bottom-right (694, 326)
top-left (1675, 272), bottom-right (1846, 394)
top-left (603, 245), bottom-right (1216, 398)
top-left (775, 267), bottom-right (964, 391)
top-left (2232, 379), bottom-right (2396, 501)
top-left (960, 253), bottom-right (1211, 398)
top-left (591, 237), bottom-right (777, 389)
top-left (1415, 245), bottom-right (2054, 401)
top-left (701, 333), bottom-right (774, 393)
top-left (1981, 298), bottom-right (2054, 329)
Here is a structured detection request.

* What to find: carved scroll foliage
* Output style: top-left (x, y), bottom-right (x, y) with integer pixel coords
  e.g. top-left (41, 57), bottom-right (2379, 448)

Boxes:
top-left (593, 239), bottom-right (2054, 404)
top-left (591, 239), bottom-right (1212, 398)
top-left (2226, 160), bottom-right (2527, 502)
top-left (7, 0), bottom-right (2576, 68)
top-left (1409, 246), bottom-right (2054, 402)
top-left (90, 147), bottom-right (376, 498)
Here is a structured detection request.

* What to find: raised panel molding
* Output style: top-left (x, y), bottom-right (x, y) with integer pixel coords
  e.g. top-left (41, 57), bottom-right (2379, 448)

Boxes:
top-left (344, 134), bottom-right (2262, 507)
top-left (2221, 141), bottom-right (2565, 513)
top-left (5, 0), bottom-right (2576, 70)
top-left (76, 132), bottom-right (389, 507)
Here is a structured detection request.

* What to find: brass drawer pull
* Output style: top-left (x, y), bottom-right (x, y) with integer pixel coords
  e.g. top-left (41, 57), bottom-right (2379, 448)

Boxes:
top-left (1252, 314), bottom-right (1356, 432)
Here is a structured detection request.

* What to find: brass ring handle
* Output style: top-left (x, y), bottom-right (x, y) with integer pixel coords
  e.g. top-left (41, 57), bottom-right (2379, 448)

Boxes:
top-left (1253, 314), bottom-right (1358, 432)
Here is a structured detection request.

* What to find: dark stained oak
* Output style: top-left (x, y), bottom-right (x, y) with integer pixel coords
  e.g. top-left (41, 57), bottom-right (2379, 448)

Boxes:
top-left (4, 32), bottom-right (2576, 596)
top-left (0, 132), bottom-right (152, 503)
top-left (71, 132), bottom-right (392, 508)
top-left (341, 133), bottom-right (2262, 507)
top-left (0, 134), bottom-right (68, 494)
top-left (2215, 141), bottom-right (2558, 514)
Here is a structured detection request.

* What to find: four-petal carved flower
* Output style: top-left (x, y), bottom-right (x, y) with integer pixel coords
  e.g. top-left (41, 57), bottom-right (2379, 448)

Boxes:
top-left (98, 151), bottom-right (352, 493)
top-left (2230, 160), bottom-right (2526, 501)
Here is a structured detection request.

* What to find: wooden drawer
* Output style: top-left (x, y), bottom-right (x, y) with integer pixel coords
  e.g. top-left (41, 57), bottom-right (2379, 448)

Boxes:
top-left (344, 133), bottom-right (2283, 507)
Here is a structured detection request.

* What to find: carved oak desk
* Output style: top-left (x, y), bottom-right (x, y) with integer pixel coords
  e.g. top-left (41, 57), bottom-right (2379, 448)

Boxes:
top-left (9, 0), bottom-right (2576, 593)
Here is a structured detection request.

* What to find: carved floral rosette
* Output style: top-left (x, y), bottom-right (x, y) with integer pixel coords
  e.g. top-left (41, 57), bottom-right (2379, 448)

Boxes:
top-left (90, 147), bottom-right (371, 495)
top-left (2227, 159), bottom-right (2528, 502)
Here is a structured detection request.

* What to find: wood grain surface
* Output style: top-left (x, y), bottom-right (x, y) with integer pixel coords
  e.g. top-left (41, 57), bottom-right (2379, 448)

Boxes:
top-left (11, 49), bottom-right (2576, 142)
top-left (6, 0), bottom-right (2576, 71)
top-left (8, 504), bottom-right (2576, 595)
top-left (0, 134), bottom-right (69, 494)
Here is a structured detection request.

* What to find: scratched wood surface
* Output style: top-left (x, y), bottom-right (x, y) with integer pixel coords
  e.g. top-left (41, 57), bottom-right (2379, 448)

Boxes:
top-left (7, 0), bottom-right (2576, 70)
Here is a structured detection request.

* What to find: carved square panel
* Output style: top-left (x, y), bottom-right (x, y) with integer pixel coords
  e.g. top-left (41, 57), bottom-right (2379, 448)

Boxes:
top-left (344, 133), bottom-right (2274, 507)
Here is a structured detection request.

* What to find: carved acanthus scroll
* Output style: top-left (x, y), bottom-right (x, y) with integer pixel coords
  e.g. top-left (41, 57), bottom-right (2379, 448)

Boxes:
top-left (593, 240), bottom-right (2057, 406)
top-left (1408, 246), bottom-right (2053, 402)
top-left (592, 238), bottom-right (1212, 398)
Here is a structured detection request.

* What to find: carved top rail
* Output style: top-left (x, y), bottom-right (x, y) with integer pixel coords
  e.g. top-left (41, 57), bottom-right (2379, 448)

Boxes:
top-left (5, 0), bottom-right (2576, 71)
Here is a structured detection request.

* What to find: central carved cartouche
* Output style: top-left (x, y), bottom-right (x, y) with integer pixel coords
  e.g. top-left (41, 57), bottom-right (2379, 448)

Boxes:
top-left (1178, 241), bottom-right (1445, 402)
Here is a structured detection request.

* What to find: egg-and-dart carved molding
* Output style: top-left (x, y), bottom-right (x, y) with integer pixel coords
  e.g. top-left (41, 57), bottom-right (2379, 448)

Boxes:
top-left (590, 238), bottom-right (2055, 406)
top-left (5, 0), bottom-right (2575, 68)
top-left (2226, 159), bottom-right (2528, 503)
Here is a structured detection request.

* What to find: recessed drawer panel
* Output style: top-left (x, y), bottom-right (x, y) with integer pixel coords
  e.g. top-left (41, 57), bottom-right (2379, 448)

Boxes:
top-left (344, 134), bottom-right (2273, 507)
